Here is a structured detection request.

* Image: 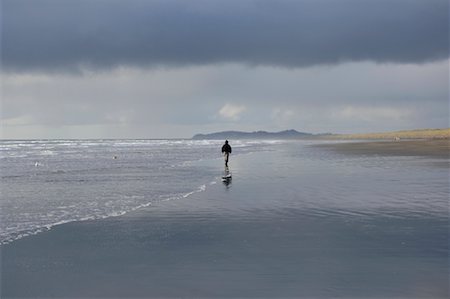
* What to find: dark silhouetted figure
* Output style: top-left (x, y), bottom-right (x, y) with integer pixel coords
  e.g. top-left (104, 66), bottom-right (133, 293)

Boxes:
top-left (221, 140), bottom-right (232, 167)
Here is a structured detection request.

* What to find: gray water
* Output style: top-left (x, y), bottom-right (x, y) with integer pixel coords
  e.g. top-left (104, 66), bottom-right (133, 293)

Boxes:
top-left (1, 140), bottom-right (448, 297)
top-left (175, 141), bottom-right (448, 297)
top-left (0, 139), bottom-right (277, 244)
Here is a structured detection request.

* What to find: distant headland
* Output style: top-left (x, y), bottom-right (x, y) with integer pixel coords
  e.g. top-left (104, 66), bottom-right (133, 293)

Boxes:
top-left (192, 128), bottom-right (450, 140)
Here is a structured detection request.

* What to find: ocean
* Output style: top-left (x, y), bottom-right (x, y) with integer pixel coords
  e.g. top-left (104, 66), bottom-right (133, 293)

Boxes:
top-left (0, 139), bottom-right (277, 244)
top-left (1, 139), bottom-right (448, 297)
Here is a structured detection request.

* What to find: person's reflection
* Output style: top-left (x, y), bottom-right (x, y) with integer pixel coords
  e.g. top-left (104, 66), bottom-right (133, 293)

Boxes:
top-left (222, 166), bottom-right (232, 188)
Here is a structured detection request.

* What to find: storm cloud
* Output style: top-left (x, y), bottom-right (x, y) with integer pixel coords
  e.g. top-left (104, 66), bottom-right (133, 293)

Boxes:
top-left (2, 0), bottom-right (448, 73)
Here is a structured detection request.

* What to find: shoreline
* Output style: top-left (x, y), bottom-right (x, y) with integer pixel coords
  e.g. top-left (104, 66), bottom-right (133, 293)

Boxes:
top-left (317, 128), bottom-right (450, 140)
top-left (313, 139), bottom-right (450, 159)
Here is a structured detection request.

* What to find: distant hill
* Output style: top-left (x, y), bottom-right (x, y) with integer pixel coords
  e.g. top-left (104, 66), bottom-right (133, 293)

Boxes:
top-left (192, 128), bottom-right (450, 140)
top-left (192, 130), bottom-right (316, 140)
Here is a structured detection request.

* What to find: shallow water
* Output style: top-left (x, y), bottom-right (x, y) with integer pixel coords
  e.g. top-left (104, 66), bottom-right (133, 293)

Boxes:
top-left (0, 139), bottom-right (277, 244)
top-left (1, 140), bottom-right (448, 297)
top-left (141, 141), bottom-right (448, 297)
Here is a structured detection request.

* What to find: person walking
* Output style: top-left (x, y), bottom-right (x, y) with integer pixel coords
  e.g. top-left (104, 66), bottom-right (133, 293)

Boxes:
top-left (221, 140), bottom-right (232, 167)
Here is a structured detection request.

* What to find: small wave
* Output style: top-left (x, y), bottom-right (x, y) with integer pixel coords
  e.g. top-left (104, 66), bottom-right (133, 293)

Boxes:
top-left (183, 184), bottom-right (206, 198)
top-left (39, 150), bottom-right (56, 156)
top-left (0, 227), bottom-right (49, 245)
top-left (2, 154), bottom-right (29, 158)
top-left (1, 174), bottom-right (30, 179)
top-left (0, 183), bottom-right (209, 246)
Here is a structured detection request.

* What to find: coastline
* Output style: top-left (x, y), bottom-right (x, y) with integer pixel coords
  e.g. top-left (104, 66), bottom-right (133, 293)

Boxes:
top-left (321, 128), bottom-right (450, 140)
top-left (314, 139), bottom-right (450, 159)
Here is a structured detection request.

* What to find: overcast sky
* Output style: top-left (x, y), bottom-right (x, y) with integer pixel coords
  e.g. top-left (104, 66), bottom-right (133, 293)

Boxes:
top-left (1, 0), bottom-right (449, 139)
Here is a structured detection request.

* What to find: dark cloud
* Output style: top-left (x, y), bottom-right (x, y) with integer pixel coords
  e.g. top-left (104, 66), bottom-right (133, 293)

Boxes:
top-left (2, 0), bottom-right (449, 73)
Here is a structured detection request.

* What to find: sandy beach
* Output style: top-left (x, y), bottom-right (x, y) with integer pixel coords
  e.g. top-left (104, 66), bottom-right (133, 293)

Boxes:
top-left (2, 141), bottom-right (448, 298)
top-left (315, 139), bottom-right (450, 159)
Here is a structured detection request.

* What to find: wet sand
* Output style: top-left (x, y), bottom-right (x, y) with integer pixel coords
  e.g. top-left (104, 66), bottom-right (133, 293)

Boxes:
top-left (315, 139), bottom-right (450, 159)
top-left (1, 143), bottom-right (448, 298)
